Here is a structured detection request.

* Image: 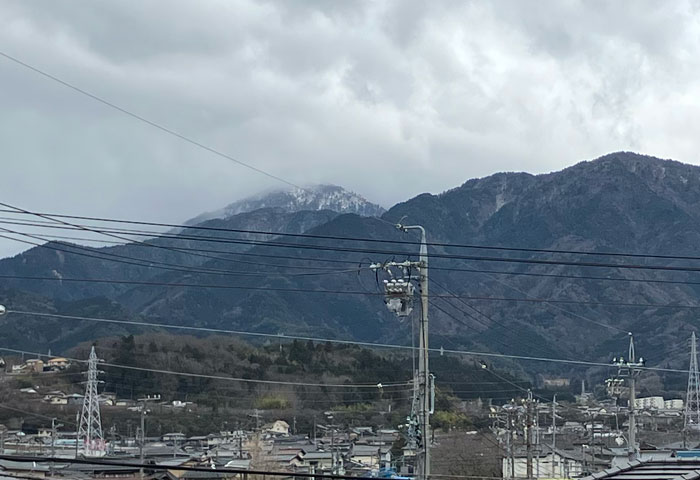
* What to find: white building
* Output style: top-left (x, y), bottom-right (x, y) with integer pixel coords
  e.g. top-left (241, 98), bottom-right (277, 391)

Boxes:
top-left (634, 397), bottom-right (685, 411)
top-left (263, 420), bottom-right (290, 436)
top-left (634, 396), bottom-right (665, 410)
top-left (503, 445), bottom-right (584, 479)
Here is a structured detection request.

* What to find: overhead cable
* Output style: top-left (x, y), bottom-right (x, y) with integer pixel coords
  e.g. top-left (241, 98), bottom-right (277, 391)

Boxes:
top-left (4, 207), bottom-right (700, 263)
top-left (2, 311), bottom-right (688, 373)
top-left (0, 346), bottom-right (407, 389)
top-left (0, 51), bottom-right (306, 191)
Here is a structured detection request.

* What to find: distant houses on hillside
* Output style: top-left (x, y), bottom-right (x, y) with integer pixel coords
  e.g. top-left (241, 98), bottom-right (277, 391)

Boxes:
top-left (7, 356), bottom-right (72, 374)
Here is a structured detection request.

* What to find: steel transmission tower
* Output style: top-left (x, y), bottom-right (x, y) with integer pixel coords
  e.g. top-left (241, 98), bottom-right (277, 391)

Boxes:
top-left (77, 346), bottom-right (105, 456)
top-left (685, 332), bottom-right (700, 438)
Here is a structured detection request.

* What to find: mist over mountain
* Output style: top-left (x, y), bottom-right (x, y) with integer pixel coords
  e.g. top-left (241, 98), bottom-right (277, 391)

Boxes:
top-left (1, 152), bottom-right (698, 386)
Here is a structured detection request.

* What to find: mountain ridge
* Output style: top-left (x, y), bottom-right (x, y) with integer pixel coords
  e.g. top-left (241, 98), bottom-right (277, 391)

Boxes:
top-left (2, 151), bottom-right (699, 384)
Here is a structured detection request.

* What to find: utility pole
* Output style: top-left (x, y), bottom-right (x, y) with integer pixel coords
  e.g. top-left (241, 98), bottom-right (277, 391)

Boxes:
top-left (331, 426), bottom-right (336, 475)
top-left (506, 408), bottom-right (514, 479)
top-left (551, 394), bottom-right (557, 478)
top-left (535, 405), bottom-right (540, 479)
top-left (371, 222), bottom-right (431, 480)
top-left (49, 417), bottom-right (63, 478)
top-left (74, 411), bottom-right (80, 459)
top-left (498, 402), bottom-right (516, 480)
top-left (138, 395), bottom-right (160, 480)
top-left (251, 409), bottom-right (261, 431)
top-left (50, 418), bottom-right (63, 458)
top-left (685, 332), bottom-right (700, 448)
top-left (612, 333), bottom-right (644, 460)
top-left (526, 390), bottom-right (534, 480)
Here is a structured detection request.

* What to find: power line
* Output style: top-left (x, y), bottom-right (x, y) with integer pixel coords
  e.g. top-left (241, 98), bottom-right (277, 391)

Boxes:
top-left (0, 51), bottom-right (306, 191)
top-left (55, 375), bottom-right (414, 402)
top-left (428, 299), bottom-right (516, 353)
top-left (8, 209), bottom-right (700, 274)
top-left (0, 228), bottom-right (364, 278)
top-left (7, 221), bottom-right (700, 320)
top-left (0, 220), bottom-right (344, 271)
top-left (0, 218), bottom-right (370, 269)
top-left (0, 227), bottom-right (347, 272)
top-left (6, 207), bottom-right (700, 264)
top-left (4, 271), bottom-right (700, 311)
top-left (1, 310), bottom-right (688, 373)
top-left (0, 202), bottom-right (364, 278)
top-left (0, 346), bottom-right (408, 389)
top-left (8, 218), bottom-right (700, 290)
top-left (0, 404), bottom-right (77, 426)
top-left (0, 310), bottom-right (535, 392)
top-left (431, 279), bottom-right (613, 361)
top-left (474, 268), bottom-right (625, 334)
top-left (427, 295), bottom-right (578, 383)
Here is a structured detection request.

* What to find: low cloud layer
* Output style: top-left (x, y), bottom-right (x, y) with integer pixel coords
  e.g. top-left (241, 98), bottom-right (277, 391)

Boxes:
top-left (1, 1), bottom-right (700, 257)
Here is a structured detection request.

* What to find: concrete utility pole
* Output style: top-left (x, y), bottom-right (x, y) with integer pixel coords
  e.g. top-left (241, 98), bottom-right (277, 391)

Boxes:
top-left (612, 333), bottom-right (644, 461)
top-left (526, 390), bottom-right (534, 480)
top-left (251, 409), bottom-right (261, 431)
top-left (498, 404), bottom-right (516, 479)
top-left (508, 410), bottom-right (515, 480)
top-left (138, 395), bottom-right (160, 480)
top-left (551, 394), bottom-right (557, 478)
top-left (50, 418), bottom-right (63, 458)
top-left (74, 411), bottom-right (80, 459)
top-left (371, 222), bottom-right (431, 480)
top-left (49, 417), bottom-right (63, 478)
top-left (412, 224), bottom-right (430, 480)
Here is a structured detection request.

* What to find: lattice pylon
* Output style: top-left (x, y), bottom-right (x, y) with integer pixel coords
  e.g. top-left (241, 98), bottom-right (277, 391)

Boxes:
top-left (77, 346), bottom-right (105, 456)
top-left (685, 332), bottom-right (700, 432)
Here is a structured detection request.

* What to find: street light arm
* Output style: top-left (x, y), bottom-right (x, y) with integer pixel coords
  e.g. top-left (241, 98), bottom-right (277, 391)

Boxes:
top-left (396, 224), bottom-right (428, 267)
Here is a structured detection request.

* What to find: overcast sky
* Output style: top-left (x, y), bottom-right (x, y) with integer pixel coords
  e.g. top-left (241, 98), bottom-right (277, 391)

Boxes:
top-left (1, 0), bottom-right (700, 257)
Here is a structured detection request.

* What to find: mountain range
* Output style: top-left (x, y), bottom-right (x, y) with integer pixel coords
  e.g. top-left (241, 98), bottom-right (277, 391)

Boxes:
top-left (1, 152), bottom-right (699, 389)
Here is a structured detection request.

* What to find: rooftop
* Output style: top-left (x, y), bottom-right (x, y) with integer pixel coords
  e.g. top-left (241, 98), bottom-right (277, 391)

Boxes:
top-left (585, 459), bottom-right (700, 480)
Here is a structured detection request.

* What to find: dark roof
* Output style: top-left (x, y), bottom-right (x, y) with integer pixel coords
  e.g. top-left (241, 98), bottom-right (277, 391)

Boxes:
top-left (584, 459), bottom-right (700, 480)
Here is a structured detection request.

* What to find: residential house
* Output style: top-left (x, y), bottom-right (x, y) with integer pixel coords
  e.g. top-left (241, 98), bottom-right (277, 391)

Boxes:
top-left (65, 393), bottom-right (84, 405)
top-left (582, 458), bottom-right (700, 480)
top-left (351, 444), bottom-right (391, 468)
top-left (46, 357), bottom-right (71, 371)
top-left (12, 359), bottom-right (44, 374)
top-left (49, 396), bottom-right (68, 406)
top-left (503, 445), bottom-right (588, 479)
top-left (263, 420), bottom-right (290, 437)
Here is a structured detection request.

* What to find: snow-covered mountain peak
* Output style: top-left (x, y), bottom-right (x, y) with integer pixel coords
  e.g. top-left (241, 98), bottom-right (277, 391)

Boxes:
top-left (187, 185), bottom-right (385, 225)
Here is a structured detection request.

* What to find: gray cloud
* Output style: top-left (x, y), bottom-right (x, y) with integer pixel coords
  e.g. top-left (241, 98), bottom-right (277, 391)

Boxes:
top-left (1, 0), bottom-right (699, 257)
